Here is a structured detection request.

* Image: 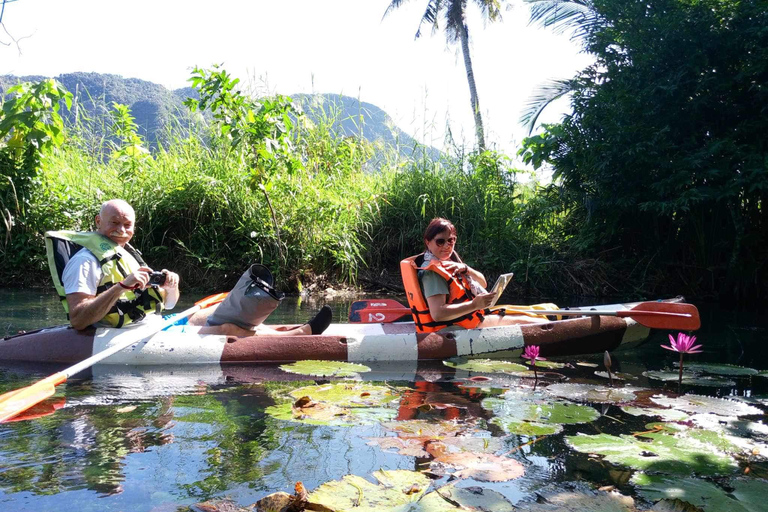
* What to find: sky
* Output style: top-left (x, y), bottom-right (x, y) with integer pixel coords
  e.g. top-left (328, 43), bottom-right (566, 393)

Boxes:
top-left (0, 0), bottom-right (593, 157)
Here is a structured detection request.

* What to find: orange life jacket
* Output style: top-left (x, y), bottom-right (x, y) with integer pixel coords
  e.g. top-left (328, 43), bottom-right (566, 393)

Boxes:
top-left (400, 253), bottom-right (486, 333)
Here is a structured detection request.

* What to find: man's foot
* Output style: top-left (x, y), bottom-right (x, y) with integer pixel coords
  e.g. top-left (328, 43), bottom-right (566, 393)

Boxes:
top-left (307, 305), bottom-right (333, 334)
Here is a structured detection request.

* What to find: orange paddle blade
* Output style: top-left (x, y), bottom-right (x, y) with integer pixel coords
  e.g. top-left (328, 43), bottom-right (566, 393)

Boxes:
top-left (349, 299), bottom-right (412, 323)
top-left (195, 292), bottom-right (228, 308)
top-left (619, 302), bottom-right (701, 330)
top-left (0, 372), bottom-right (67, 423)
top-left (4, 397), bottom-right (66, 423)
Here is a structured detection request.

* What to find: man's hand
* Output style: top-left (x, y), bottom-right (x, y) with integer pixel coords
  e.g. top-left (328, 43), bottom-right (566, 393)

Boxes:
top-left (122, 266), bottom-right (152, 289)
top-left (161, 269), bottom-right (180, 289)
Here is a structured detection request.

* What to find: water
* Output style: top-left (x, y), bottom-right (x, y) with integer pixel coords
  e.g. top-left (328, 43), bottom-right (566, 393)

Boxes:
top-left (1, 289), bottom-right (767, 511)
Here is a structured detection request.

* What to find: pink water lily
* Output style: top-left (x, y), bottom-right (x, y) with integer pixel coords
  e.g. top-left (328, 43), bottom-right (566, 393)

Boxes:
top-left (661, 333), bottom-right (702, 354)
top-left (661, 332), bottom-right (703, 387)
top-left (522, 345), bottom-right (546, 364)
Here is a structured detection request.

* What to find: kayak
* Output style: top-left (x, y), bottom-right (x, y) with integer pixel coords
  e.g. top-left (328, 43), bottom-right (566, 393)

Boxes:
top-left (0, 298), bottom-right (684, 366)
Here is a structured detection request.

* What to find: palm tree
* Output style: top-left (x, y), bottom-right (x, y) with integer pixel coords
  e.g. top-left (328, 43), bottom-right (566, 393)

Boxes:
top-left (520, 0), bottom-right (600, 134)
top-left (384, 0), bottom-right (503, 151)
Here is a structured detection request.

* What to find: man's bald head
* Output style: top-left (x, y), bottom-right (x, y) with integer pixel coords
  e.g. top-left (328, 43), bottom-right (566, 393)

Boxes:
top-left (96, 199), bottom-right (136, 246)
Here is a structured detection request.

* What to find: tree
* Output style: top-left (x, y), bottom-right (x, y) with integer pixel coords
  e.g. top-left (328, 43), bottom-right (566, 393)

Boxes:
top-left (383, 0), bottom-right (503, 150)
top-left (519, 0), bottom-right (768, 298)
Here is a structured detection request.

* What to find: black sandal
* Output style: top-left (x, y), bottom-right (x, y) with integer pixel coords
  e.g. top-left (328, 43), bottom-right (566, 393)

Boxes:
top-left (307, 305), bottom-right (333, 335)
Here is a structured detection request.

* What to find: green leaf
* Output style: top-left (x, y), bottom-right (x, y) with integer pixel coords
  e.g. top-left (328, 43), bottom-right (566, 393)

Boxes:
top-left (444, 357), bottom-right (528, 374)
top-left (279, 360), bottom-right (370, 378)
top-left (307, 470), bottom-right (430, 511)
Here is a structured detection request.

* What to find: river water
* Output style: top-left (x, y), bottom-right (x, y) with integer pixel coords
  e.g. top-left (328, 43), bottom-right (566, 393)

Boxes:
top-left (0, 289), bottom-right (767, 512)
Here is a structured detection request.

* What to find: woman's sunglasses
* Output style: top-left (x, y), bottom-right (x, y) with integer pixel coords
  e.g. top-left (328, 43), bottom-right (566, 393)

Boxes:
top-left (434, 236), bottom-right (457, 247)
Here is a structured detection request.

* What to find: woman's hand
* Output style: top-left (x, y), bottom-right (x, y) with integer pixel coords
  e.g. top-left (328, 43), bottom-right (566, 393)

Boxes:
top-left (441, 260), bottom-right (468, 275)
top-left (471, 292), bottom-right (496, 310)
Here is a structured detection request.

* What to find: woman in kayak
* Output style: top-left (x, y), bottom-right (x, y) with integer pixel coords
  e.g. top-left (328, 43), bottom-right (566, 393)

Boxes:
top-left (404, 217), bottom-right (547, 331)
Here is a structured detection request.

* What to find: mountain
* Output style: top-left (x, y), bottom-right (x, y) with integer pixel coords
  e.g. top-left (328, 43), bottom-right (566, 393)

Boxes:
top-left (0, 72), bottom-right (440, 162)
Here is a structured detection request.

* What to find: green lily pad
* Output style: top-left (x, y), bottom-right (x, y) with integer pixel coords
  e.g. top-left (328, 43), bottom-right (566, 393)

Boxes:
top-left (308, 469), bottom-right (430, 511)
top-left (546, 383), bottom-right (638, 404)
top-left (643, 370), bottom-right (694, 381)
top-left (650, 394), bottom-right (763, 417)
top-left (443, 357), bottom-right (528, 374)
top-left (756, 371), bottom-right (768, 379)
top-left (731, 477), bottom-right (768, 512)
top-left (484, 397), bottom-right (601, 425)
top-left (279, 360), bottom-right (370, 377)
top-left (643, 371), bottom-right (737, 387)
top-left (621, 406), bottom-right (690, 422)
top-left (418, 483), bottom-right (515, 511)
top-left (514, 484), bottom-right (639, 511)
top-left (491, 419), bottom-right (563, 436)
top-left (677, 363), bottom-right (758, 377)
top-left (264, 382), bottom-right (401, 426)
top-left (595, 371), bottom-right (637, 381)
top-left (533, 360), bottom-right (567, 369)
top-left (565, 428), bottom-right (738, 476)
top-left (632, 473), bottom-right (753, 512)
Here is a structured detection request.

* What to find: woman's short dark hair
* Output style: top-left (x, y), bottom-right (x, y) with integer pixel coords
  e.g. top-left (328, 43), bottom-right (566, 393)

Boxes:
top-left (423, 218), bottom-right (456, 242)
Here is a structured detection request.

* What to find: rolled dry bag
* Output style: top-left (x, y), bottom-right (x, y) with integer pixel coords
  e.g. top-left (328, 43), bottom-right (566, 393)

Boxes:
top-left (208, 264), bottom-right (284, 329)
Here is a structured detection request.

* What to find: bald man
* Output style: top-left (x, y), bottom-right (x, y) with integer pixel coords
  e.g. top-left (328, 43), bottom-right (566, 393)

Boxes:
top-left (62, 199), bottom-right (180, 330)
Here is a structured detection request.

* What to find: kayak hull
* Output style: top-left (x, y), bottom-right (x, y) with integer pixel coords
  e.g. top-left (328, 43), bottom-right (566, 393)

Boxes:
top-left (0, 299), bottom-right (679, 365)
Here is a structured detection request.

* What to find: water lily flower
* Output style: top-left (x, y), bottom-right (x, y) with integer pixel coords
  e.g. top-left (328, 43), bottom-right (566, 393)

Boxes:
top-left (661, 332), bottom-right (702, 387)
top-left (661, 333), bottom-right (702, 354)
top-left (522, 345), bottom-right (545, 364)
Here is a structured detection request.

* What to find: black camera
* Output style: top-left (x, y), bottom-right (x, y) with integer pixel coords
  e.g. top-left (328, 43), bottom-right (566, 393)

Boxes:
top-left (148, 271), bottom-right (167, 286)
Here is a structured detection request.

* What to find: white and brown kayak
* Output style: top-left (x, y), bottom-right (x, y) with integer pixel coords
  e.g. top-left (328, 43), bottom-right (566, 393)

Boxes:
top-left (0, 298), bottom-right (686, 365)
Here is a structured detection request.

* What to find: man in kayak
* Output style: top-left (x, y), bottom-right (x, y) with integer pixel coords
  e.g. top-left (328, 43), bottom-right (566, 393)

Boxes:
top-left (58, 199), bottom-right (331, 335)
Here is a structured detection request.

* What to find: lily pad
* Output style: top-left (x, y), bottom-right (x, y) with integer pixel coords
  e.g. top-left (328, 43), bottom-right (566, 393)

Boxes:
top-left (642, 371), bottom-right (736, 387)
top-left (650, 394), bottom-right (763, 417)
top-left (621, 406), bottom-right (690, 422)
top-left (484, 397), bottom-right (600, 435)
top-left (595, 371), bottom-right (637, 381)
top-left (565, 428), bottom-right (738, 476)
top-left (426, 441), bottom-right (525, 482)
top-left (279, 360), bottom-right (370, 377)
top-left (731, 477), bottom-right (768, 512)
top-left (632, 473), bottom-right (753, 512)
top-left (514, 483), bottom-right (639, 511)
top-left (546, 383), bottom-right (638, 404)
top-left (533, 360), bottom-right (567, 369)
top-left (418, 483), bottom-right (515, 511)
top-left (676, 363), bottom-right (758, 377)
top-left (443, 357), bottom-right (528, 374)
top-left (264, 382), bottom-right (401, 426)
top-left (307, 469), bottom-right (430, 511)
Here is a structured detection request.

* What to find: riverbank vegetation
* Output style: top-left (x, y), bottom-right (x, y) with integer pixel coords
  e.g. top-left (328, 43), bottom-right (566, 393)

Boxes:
top-left (1, 0), bottom-right (765, 300)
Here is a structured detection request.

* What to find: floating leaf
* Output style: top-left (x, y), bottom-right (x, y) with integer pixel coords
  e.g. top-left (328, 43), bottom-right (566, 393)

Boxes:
top-left (632, 473), bottom-right (752, 512)
top-left (546, 383), bottom-right (638, 404)
top-left (730, 477), bottom-right (768, 512)
top-left (642, 371), bottom-right (736, 387)
top-left (650, 394), bottom-right (763, 417)
top-left (534, 360), bottom-right (567, 369)
top-left (381, 419), bottom-right (468, 438)
top-left (417, 482), bottom-right (515, 511)
top-left (576, 362), bottom-right (600, 368)
top-left (484, 397), bottom-right (600, 436)
top-left (677, 363), bottom-right (758, 377)
top-left (426, 441), bottom-right (525, 482)
top-left (566, 428), bottom-right (738, 476)
top-left (595, 371), bottom-right (637, 381)
top-left (307, 470), bottom-right (430, 511)
top-left (621, 406), bottom-right (689, 422)
top-left (443, 357), bottom-right (528, 374)
top-left (279, 360), bottom-right (370, 377)
top-left (514, 483), bottom-right (639, 511)
top-left (264, 382), bottom-right (400, 426)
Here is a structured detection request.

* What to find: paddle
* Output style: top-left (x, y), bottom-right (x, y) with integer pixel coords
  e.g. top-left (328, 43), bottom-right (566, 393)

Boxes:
top-left (348, 299), bottom-right (701, 331)
top-left (0, 292), bottom-right (227, 423)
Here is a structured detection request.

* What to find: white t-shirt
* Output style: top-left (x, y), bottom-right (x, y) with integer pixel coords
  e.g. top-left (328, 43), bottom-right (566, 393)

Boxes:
top-left (62, 248), bottom-right (102, 295)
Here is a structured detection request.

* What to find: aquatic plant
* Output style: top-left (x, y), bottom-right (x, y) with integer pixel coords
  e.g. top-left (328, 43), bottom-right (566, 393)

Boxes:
top-left (661, 332), bottom-right (702, 386)
top-left (522, 345), bottom-right (544, 383)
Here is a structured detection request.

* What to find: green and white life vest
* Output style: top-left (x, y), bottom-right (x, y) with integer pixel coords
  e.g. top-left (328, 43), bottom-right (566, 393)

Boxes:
top-left (45, 230), bottom-right (165, 328)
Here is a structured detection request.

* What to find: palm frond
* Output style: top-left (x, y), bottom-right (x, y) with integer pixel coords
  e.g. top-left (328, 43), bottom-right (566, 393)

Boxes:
top-left (525, 0), bottom-right (599, 39)
top-left (473, 0), bottom-right (503, 23)
top-left (520, 78), bottom-right (574, 134)
top-left (417, 0), bottom-right (442, 39)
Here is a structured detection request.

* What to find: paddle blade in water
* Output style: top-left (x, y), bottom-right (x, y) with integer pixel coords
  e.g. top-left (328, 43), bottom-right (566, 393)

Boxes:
top-left (620, 302), bottom-right (701, 330)
top-left (0, 372), bottom-right (67, 423)
top-left (349, 300), bottom-right (412, 323)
